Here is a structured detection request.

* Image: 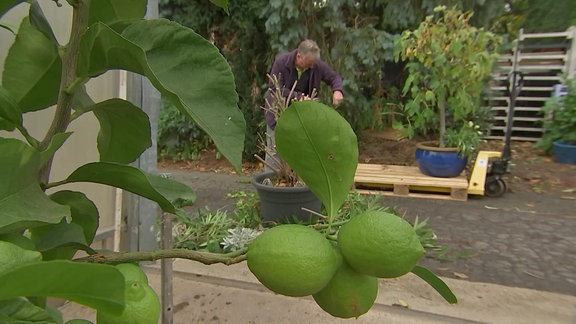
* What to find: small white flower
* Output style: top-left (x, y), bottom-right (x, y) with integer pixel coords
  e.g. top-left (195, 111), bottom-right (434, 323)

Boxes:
top-left (222, 227), bottom-right (262, 251)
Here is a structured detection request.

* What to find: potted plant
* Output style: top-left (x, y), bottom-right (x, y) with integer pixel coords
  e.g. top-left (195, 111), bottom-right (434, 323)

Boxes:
top-left (394, 6), bottom-right (502, 177)
top-left (536, 80), bottom-right (576, 164)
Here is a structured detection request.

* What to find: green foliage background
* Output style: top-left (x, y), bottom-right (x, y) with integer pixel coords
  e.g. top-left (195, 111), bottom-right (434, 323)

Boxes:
top-left (158, 0), bottom-right (574, 160)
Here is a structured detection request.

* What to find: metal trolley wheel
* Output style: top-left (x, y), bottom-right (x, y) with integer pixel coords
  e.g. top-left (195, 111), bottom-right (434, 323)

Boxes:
top-left (485, 178), bottom-right (507, 197)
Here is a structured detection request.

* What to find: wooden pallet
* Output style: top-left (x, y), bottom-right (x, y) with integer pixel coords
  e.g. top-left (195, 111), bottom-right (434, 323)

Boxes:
top-left (353, 164), bottom-right (469, 201)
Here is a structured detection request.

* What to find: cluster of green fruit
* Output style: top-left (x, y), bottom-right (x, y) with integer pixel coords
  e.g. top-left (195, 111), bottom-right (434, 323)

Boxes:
top-left (247, 210), bottom-right (425, 319)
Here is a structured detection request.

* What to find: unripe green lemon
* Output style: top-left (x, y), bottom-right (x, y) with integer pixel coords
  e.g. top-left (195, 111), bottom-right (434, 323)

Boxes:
top-left (115, 263), bottom-right (149, 284)
top-left (313, 262), bottom-right (379, 319)
top-left (247, 224), bottom-right (341, 297)
top-left (338, 211), bottom-right (425, 278)
top-left (96, 281), bottom-right (161, 324)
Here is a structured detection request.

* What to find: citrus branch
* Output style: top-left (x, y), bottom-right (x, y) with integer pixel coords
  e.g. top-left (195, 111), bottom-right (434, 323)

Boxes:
top-left (75, 248), bottom-right (247, 266)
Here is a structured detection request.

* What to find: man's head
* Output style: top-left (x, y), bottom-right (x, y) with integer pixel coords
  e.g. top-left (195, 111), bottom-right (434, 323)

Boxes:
top-left (295, 39), bottom-right (320, 70)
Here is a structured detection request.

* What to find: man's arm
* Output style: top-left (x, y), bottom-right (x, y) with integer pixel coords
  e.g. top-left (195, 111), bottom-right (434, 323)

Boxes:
top-left (317, 60), bottom-right (343, 92)
top-left (316, 60), bottom-right (344, 106)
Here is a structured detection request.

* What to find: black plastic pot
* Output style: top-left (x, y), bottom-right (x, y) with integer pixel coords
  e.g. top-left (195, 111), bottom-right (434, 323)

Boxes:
top-left (251, 172), bottom-right (321, 224)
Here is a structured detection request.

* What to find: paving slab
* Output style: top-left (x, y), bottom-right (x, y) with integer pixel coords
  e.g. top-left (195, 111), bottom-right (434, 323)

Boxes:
top-left (59, 260), bottom-right (576, 323)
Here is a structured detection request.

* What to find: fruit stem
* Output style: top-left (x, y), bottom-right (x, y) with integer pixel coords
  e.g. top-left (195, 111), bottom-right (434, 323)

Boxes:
top-left (325, 234), bottom-right (338, 241)
top-left (312, 220), bottom-right (348, 230)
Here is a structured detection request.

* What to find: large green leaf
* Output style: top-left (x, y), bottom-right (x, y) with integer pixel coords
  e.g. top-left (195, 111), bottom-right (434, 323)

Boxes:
top-left (0, 85), bottom-right (22, 131)
top-left (83, 98), bottom-right (152, 163)
top-left (275, 101), bottom-right (358, 218)
top-left (88, 0), bottom-right (147, 26)
top-left (2, 17), bottom-right (61, 112)
top-left (64, 162), bottom-right (195, 214)
top-left (50, 191), bottom-right (99, 245)
top-left (0, 138), bottom-right (69, 234)
top-left (77, 20), bottom-right (244, 172)
top-left (0, 260), bottom-right (125, 315)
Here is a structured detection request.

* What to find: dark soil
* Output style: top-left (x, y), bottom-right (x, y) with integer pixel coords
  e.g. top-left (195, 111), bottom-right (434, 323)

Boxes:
top-left (158, 131), bottom-right (576, 198)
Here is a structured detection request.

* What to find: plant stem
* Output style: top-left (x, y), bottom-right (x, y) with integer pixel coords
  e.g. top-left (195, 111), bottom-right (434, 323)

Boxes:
top-left (38, 0), bottom-right (88, 184)
top-left (16, 125), bottom-right (40, 148)
top-left (42, 179), bottom-right (68, 190)
top-left (312, 220), bottom-right (348, 230)
top-left (75, 248), bottom-right (248, 265)
top-left (439, 97), bottom-right (446, 147)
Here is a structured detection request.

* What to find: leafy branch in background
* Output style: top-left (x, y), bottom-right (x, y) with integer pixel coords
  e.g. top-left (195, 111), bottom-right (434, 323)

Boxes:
top-left (0, 0), bottom-right (243, 321)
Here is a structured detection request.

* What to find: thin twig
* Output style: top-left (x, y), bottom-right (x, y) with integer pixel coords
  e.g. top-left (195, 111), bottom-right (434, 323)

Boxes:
top-left (301, 207), bottom-right (328, 219)
top-left (74, 248), bottom-right (248, 266)
top-left (253, 154), bottom-right (280, 174)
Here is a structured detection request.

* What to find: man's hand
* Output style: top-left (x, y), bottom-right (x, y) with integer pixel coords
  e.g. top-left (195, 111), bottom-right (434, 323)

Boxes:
top-left (332, 90), bottom-right (344, 106)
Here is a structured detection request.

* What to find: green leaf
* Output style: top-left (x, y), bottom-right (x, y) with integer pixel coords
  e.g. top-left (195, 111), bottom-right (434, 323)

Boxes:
top-left (424, 90), bottom-right (436, 102)
top-left (30, 190), bottom-right (99, 260)
top-left (77, 20), bottom-right (244, 172)
top-left (64, 162), bottom-right (195, 214)
top-left (39, 132), bottom-right (73, 167)
top-left (0, 233), bottom-right (36, 251)
top-left (0, 0), bottom-right (23, 18)
top-left (0, 297), bottom-right (59, 323)
top-left (0, 241), bottom-right (42, 276)
top-left (88, 0), bottom-right (146, 26)
top-left (146, 173), bottom-right (196, 208)
top-left (50, 191), bottom-right (99, 245)
top-left (0, 85), bottom-right (22, 131)
top-left (209, 0), bottom-right (230, 14)
top-left (2, 17), bottom-right (61, 112)
top-left (31, 221), bottom-right (96, 260)
top-left (84, 98), bottom-right (151, 163)
top-left (275, 101), bottom-right (358, 218)
top-left (0, 260), bottom-right (125, 315)
top-left (28, 0), bottom-right (58, 44)
top-left (71, 84), bottom-right (96, 113)
top-left (0, 138), bottom-right (70, 234)
top-left (411, 265), bottom-right (457, 304)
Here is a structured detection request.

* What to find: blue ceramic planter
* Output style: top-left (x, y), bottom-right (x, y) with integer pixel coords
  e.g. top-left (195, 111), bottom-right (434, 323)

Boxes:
top-left (553, 141), bottom-right (576, 164)
top-left (415, 141), bottom-right (467, 178)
